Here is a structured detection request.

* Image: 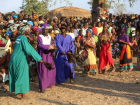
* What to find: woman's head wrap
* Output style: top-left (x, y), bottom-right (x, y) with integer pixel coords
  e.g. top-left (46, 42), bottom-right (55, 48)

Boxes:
top-left (20, 25), bottom-right (30, 34)
top-left (42, 23), bottom-right (49, 29)
top-left (13, 14), bottom-right (17, 18)
top-left (36, 28), bottom-right (42, 33)
top-left (122, 26), bottom-right (128, 32)
top-left (27, 21), bottom-right (33, 26)
top-left (77, 17), bottom-right (80, 20)
top-left (5, 31), bottom-right (12, 38)
top-left (8, 20), bottom-right (14, 24)
top-left (10, 26), bottom-right (17, 32)
top-left (32, 26), bottom-right (38, 32)
top-left (53, 16), bottom-right (58, 21)
top-left (86, 29), bottom-right (92, 33)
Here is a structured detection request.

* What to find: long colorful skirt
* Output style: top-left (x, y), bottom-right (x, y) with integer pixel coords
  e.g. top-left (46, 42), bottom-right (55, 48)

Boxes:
top-left (120, 45), bottom-right (133, 70)
top-left (137, 51), bottom-right (140, 67)
top-left (99, 43), bottom-right (114, 72)
top-left (82, 49), bottom-right (98, 74)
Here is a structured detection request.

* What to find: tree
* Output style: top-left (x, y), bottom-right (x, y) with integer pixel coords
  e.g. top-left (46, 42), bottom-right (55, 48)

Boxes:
top-left (20, 0), bottom-right (73, 15)
top-left (88, 0), bottom-right (115, 9)
top-left (88, 0), bottom-right (137, 10)
top-left (113, 3), bottom-right (126, 15)
top-left (89, 0), bottom-right (137, 22)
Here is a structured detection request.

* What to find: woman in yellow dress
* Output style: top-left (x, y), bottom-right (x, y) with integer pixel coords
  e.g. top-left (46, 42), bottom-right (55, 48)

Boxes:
top-left (82, 29), bottom-right (98, 76)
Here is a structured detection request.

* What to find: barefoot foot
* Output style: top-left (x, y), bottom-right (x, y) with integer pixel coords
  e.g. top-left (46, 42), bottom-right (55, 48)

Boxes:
top-left (70, 79), bottom-right (74, 83)
top-left (112, 67), bottom-right (116, 72)
top-left (16, 94), bottom-right (22, 98)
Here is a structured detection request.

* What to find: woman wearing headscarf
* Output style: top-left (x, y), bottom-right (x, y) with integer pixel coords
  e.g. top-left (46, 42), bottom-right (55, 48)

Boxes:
top-left (118, 26), bottom-right (133, 72)
top-left (9, 26), bottom-right (18, 53)
top-left (98, 24), bottom-right (115, 74)
top-left (32, 28), bottom-right (42, 50)
top-left (82, 29), bottom-right (98, 76)
top-left (37, 24), bottom-right (56, 92)
top-left (8, 25), bottom-right (45, 100)
top-left (27, 21), bottom-right (33, 43)
top-left (12, 14), bottom-right (18, 23)
top-left (52, 16), bottom-right (58, 26)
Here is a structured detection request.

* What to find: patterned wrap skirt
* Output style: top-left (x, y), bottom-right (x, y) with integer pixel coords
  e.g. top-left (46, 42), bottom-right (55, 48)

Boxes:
top-left (120, 45), bottom-right (133, 70)
top-left (82, 48), bottom-right (98, 74)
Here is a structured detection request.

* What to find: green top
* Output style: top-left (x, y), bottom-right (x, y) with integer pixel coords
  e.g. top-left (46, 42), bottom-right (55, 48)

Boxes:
top-left (126, 27), bottom-right (132, 37)
top-left (94, 36), bottom-right (98, 43)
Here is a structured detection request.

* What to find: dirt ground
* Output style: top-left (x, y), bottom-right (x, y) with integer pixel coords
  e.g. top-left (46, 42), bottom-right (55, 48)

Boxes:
top-left (1, 57), bottom-right (140, 105)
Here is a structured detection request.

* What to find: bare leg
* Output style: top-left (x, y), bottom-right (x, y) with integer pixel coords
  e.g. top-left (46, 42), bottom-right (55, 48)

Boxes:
top-left (95, 72), bottom-right (98, 76)
top-left (99, 70), bottom-right (103, 74)
top-left (70, 78), bottom-right (74, 83)
top-left (131, 51), bottom-right (133, 57)
top-left (87, 72), bottom-right (90, 76)
top-left (129, 67), bottom-right (133, 72)
top-left (112, 65), bottom-right (116, 72)
top-left (121, 70), bottom-right (126, 73)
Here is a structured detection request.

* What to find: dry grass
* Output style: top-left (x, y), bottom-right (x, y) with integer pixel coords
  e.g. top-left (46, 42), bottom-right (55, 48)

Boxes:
top-left (43, 6), bottom-right (91, 20)
top-left (0, 57), bottom-right (140, 105)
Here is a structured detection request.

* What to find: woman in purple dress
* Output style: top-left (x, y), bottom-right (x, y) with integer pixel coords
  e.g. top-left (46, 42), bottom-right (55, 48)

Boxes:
top-left (37, 23), bottom-right (56, 93)
top-left (118, 26), bottom-right (133, 72)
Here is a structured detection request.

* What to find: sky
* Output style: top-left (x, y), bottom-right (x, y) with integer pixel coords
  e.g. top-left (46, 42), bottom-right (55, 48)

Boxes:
top-left (0, 0), bottom-right (140, 14)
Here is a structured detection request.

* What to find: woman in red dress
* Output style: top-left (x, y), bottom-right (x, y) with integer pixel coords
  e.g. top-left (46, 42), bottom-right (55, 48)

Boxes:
top-left (99, 25), bottom-right (116, 74)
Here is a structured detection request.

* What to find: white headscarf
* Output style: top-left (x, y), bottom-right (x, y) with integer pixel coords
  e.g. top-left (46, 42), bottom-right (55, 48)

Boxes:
top-left (20, 25), bottom-right (30, 34)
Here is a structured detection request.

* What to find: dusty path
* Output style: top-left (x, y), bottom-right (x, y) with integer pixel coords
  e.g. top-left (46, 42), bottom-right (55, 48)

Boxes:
top-left (0, 57), bottom-right (140, 105)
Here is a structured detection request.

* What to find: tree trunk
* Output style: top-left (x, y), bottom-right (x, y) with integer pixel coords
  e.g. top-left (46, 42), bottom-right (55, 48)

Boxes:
top-left (92, 0), bottom-right (99, 23)
top-left (92, 0), bottom-right (105, 23)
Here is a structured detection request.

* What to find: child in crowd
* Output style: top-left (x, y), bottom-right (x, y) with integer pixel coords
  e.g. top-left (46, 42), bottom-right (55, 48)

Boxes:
top-left (73, 37), bottom-right (80, 68)
top-left (111, 24), bottom-right (116, 34)
top-left (92, 22), bottom-right (97, 35)
top-left (112, 44), bottom-right (120, 58)
top-left (78, 30), bottom-right (83, 40)
top-left (69, 27), bottom-right (75, 41)
top-left (96, 22), bottom-right (103, 35)
top-left (75, 37), bottom-right (80, 54)
top-left (129, 37), bottom-right (137, 57)
top-left (0, 66), bottom-right (7, 92)
top-left (108, 22), bottom-right (112, 33)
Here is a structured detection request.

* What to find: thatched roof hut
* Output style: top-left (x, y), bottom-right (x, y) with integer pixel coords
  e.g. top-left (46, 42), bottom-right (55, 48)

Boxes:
top-left (43, 6), bottom-right (91, 20)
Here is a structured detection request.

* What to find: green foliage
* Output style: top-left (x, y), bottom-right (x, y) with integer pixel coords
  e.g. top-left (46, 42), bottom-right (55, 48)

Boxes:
top-left (87, 0), bottom-right (137, 9)
top-left (20, 0), bottom-right (73, 15)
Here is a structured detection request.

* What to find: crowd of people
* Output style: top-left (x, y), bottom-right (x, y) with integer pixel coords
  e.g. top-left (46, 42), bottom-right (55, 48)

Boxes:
top-left (0, 10), bottom-right (140, 100)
